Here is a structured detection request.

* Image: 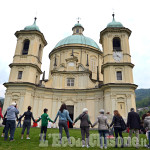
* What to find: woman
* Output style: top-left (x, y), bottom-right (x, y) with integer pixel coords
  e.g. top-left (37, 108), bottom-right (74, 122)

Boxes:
top-left (110, 110), bottom-right (123, 148)
top-left (92, 109), bottom-right (109, 149)
top-left (74, 108), bottom-right (92, 148)
top-left (53, 103), bottom-right (74, 144)
top-left (19, 106), bottom-right (35, 139)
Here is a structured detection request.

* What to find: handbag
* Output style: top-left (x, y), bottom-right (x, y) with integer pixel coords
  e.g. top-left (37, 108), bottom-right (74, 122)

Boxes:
top-left (2, 118), bottom-right (7, 125)
top-left (120, 117), bottom-right (126, 131)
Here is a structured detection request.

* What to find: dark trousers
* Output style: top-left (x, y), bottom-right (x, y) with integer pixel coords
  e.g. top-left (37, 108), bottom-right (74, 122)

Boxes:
top-left (17, 121), bottom-right (21, 128)
top-left (81, 127), bottom-right (89, 141)
top-left (21, 121), bottom-right (31, 135)
top-left (99, 130), bottom-right (108, 147)
top-left (114, 127), bottom-right (123, 146)
top-left (3, 126), bottom-right (6, 133)
top-left (59, 120), bottom-right (70, 140)
top-left (148, 131), bottom-right (150, 147)
top-left (4, 120), bottom-right (16, 140)
top-left (40, 126), bottom-right (47, 140)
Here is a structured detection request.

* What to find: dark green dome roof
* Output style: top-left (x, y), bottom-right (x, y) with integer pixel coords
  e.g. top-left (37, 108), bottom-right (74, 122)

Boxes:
top-left (54, 34), bottom-right (100, 50)
top-left (107, 14), bottom-right (123, 28)
top-left (24, 18), bottom-right (40, 31)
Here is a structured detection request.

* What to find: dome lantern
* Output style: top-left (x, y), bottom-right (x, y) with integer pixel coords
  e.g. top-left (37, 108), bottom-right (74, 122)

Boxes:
top-left (72, 20), bottom-right (84, 35)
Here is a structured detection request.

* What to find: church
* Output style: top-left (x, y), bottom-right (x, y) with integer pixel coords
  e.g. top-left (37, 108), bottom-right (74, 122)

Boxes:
top-left (3, 14), bottom-right (137, 127)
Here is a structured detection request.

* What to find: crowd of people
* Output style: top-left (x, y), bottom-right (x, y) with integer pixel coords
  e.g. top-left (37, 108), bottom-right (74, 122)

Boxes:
top-left (0, 102), bottom-right (150, 149)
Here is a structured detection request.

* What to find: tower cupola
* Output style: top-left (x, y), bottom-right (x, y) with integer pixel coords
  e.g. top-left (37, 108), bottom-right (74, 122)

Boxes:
top-left (24, 17), bottom-right (40, 31)
top-left (107, 13), bottom-right (123, 28)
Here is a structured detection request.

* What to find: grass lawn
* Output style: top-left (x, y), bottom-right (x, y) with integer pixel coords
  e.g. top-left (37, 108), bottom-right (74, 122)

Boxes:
top-left (0, 127), bottom-right (148, 150)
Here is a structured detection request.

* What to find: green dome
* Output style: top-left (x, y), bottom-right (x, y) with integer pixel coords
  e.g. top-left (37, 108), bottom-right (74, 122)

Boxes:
top-left (24, 18), bottom-right (40, 31)
top-left (107, 14), bottom-right (123, 28)
top-left (54, 35), bottom-right (100, 50)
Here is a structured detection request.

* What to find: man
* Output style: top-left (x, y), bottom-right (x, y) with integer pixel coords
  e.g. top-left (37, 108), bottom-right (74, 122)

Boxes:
top-left (4, 102), bottom-right (19, 141)
top-left (144, 111), bottom-right (150, 148)
top-left (127, 108), bottom-right (141, 148)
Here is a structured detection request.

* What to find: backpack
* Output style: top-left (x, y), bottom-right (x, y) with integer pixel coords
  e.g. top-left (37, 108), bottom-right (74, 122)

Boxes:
top-left (120, 117), bottom-right (126, 131)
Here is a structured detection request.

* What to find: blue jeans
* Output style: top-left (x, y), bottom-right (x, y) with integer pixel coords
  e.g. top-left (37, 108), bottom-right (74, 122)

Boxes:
top-left (58, 120), bottom-right (70, 140)
top-left (98, 130), bottom-right (108, 147)
top-left (4, 120), bottom-right (16, 140)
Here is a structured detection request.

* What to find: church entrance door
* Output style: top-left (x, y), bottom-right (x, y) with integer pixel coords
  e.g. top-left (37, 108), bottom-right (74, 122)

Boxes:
top-left (67, 105), bottom-right (74, 128)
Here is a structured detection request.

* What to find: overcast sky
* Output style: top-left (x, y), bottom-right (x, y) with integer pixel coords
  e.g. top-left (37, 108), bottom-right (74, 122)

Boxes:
top-left (0, 0), bottom-right (150, 97)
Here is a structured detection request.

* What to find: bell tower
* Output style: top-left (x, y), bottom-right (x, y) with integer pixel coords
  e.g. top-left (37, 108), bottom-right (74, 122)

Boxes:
top-left (3, 18), bottom-right (47, 114)
top-left (9, 18), bottom-right (47, 84)
top-left (100, 14), bottom-right (137, 118)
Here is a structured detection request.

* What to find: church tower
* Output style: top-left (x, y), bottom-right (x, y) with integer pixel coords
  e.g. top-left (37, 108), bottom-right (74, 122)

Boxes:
top-left (100, 14), bottom-right (137, 118)
top-left (3, 18), bottom-right (47, 113)
top-left (9, 18), bottom-right (47, 84)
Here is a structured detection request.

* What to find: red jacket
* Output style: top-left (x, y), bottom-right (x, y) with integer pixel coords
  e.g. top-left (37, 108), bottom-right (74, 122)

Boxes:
top-left (0, 107), bottom-right (3, 119)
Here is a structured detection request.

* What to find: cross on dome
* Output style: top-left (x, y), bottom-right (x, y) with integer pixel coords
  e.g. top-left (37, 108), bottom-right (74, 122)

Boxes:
top-left (77, 17), bottom-right (81, 23)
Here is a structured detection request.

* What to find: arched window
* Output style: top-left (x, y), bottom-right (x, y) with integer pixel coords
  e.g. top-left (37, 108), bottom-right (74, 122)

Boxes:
top-left (113, 37), bottom-right (121, 51)
top-left (38, 44), bottom-right (42, 60)
top-left (22, 40), bottom-right (30, 55)
top-left (76, 29), bottom-right (79, 33)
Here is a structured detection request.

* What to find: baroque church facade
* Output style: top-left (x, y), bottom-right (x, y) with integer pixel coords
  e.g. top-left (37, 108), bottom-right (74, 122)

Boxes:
top-left (3, 15), bottom-right (137, 127)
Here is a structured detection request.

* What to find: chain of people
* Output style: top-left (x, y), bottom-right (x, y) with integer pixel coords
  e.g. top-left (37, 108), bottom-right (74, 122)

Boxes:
top-left (0, 102), bottom-right (150, 149)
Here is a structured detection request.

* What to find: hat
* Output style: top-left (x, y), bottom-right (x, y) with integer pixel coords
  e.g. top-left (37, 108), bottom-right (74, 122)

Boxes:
top-left (11, 102), bottom-right (16, 106)
top-left (99, 109), bottom-right (104, 113)
top-left (82, 108), bottom-right (88, 113)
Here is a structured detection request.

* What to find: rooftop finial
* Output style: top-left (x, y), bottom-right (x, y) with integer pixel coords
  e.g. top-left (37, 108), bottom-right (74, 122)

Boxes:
top-left (77, 17), bottom-right (81, 23)
top-left (112, 13), bottom-right (115, 21)
top-left (34, 17), bottom-right (37, 24)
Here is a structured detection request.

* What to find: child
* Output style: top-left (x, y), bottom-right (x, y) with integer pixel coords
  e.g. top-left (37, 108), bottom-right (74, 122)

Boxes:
top-left (19, 106), bottom-right (35, 139)
top-left (74, 108), bottom-right (92, 148)
top-left (36, 108), bottom-right (53, 141)
top-left (144, 111), bottom-right (150, 148)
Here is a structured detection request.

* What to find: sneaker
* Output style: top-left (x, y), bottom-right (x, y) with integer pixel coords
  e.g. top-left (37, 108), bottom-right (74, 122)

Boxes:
top-left (10, 139), bottom-right (15, 142)
top-left (100, 146), bottom-right (103, 149)
top-left (26, 137), bottom-right (30, 139)
top-left (87, 145), bottom-right (90, 148)
top-left (21, 137), bottom-right (23, 139)
top-left (104, 146), bottom-right (107, 149)
top-left (82, 145), bottom-right (85, 147)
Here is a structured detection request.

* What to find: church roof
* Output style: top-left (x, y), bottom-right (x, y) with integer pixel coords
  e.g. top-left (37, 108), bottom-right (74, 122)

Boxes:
top-left (54, 34), bottom-right (100, 50)
top-left (24, 17), bottom-right (40, 31)
top-left (107, 14), bottom-right (123, 28)
top-left (54, 22), bottom-right (100, 50)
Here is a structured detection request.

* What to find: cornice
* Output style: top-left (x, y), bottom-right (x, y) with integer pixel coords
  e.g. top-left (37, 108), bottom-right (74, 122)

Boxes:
top-left (15, 30), bottom-right (47, 46)
top-left (101, 62), bottom-right (134, 73)
top-left (49, 45), bottom-right (103, 59)
top-left (100, 27), bottom-right (131, 44)
top-left (51, 70), bottom-right (91, 75)
top-left (9, 63), bottom-right (42, 74)
top-left (3, 82), bottom-right (102, 93)
top-left (101, 83), bottom-right (138, 90)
